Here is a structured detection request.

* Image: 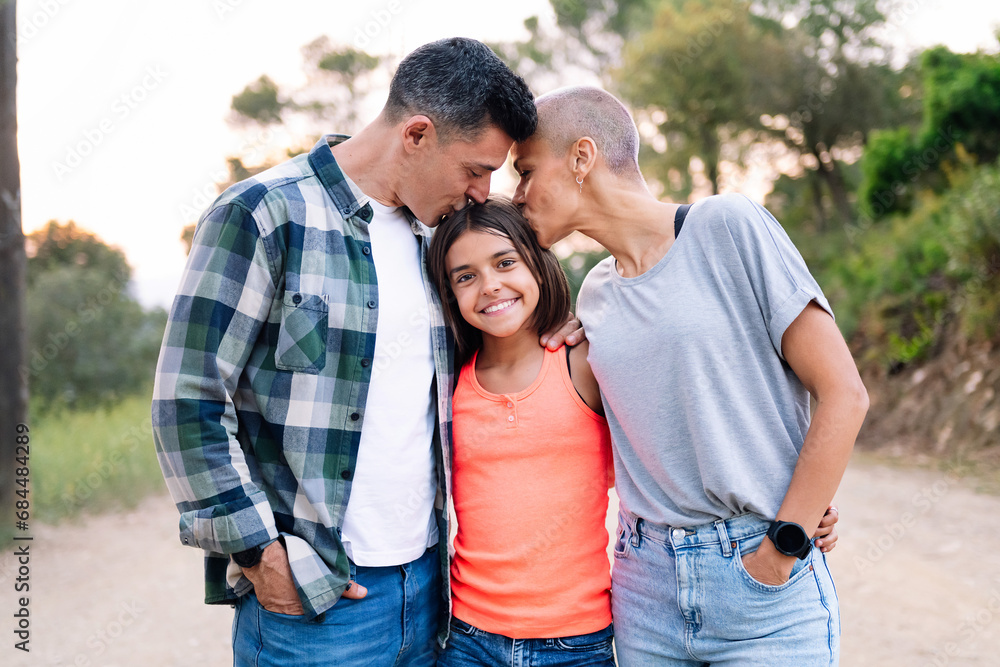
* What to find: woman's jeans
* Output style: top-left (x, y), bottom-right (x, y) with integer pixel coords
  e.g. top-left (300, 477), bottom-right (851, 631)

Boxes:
top-left (611, 509), bottom-right (840, 666)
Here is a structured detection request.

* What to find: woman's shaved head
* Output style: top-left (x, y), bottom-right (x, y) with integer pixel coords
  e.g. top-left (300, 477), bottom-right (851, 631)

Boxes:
top-left (534, 86), bottom-right (641, 178)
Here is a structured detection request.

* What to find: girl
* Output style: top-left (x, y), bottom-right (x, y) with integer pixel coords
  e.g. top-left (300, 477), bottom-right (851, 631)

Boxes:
top-left (427, 195), bottom-right (838, 666)
top-left (429, 195), bottom-right (615, 666)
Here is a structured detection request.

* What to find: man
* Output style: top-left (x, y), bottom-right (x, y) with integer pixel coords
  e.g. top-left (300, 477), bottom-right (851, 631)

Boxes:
top-left (151, 38), bottom-right (571, 666)
top-left (511, 86), bottom-right (866, 665)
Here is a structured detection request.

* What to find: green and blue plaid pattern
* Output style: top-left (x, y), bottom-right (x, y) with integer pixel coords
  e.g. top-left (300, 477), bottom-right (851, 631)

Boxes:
top-left (152, 135), bottom-right (455, 619)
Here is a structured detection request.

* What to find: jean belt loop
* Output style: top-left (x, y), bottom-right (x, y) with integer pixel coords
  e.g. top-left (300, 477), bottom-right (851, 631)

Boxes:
top-left (630, 516), bottom-right (642, 548)
top-left (715, 519), bottom-right (733, 558)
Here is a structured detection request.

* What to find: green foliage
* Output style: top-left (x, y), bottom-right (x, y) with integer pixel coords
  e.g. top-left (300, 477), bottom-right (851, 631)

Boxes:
top-left (560, 249), bottom-right (610, 308)
top-left (231, 75), bottom-right (284, 124)
top-left (317, 49), bottom-right (379, 78)
top-left (822, 160), bottom-right (1000, 370)
top-left (25, 222), bottom-right (167, 411)
top-left (859, 43), bottom-right (1000, 218)
top-left (26, 220), bottom-right (131, 287)
top-left (231, 37), bottom-right (388, 138)
top-left (30, 395), bottom-right (165, 522)
top-left (857, 126), bottom-right (922, 218)
top-left (921, 45), bottom-right (1000, 165)
top-left (620, 0), bottom-right (780, 195)
top-left (941, 164), bottom-right (1000, 339)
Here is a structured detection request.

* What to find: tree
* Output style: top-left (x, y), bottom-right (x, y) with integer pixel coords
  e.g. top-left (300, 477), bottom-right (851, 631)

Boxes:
top-left (0, 0), bottom-right (23, 532)
top-left (25, 222), bottom-right (167, 411)
top-left (231, 38), bottom-right (385, 137)
top-left (618, 0), bottom-right (917, 224)
top-left (619, 0), bottom-right (785, 197)
top-left (859, 43), bottom-right (1000, 219)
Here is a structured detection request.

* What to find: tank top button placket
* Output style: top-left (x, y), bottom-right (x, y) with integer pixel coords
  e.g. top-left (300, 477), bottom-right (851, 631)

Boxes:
top-left (504, 396), bottom-right (517, 428)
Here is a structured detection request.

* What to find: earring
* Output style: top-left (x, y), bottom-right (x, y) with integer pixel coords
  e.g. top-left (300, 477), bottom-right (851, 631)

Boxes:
top-left (576, 176), bottom-right (584, 193)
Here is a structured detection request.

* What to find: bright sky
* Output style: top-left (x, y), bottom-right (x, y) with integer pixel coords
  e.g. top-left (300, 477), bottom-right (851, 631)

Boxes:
top-left (18, 0), bottom-right (1000, 309)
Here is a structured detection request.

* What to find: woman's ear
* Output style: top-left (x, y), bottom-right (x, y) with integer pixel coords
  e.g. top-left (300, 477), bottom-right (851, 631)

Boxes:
top-left (571, 136), bottom-right (598, 180)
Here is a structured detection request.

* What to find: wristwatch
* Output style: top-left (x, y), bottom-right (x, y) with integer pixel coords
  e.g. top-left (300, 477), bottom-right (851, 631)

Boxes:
top-left (232, 539), bottom-right (277, 569)
top-left (766, 520), bottom-right (812, 560)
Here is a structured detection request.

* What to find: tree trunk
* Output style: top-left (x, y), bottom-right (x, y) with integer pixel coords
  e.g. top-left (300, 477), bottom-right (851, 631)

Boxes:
top-left (701, 127), bottom-right (720, 195)
top-left (814, 145), bottom-right (853, 223)
top-left (0, 0), bottom-right (26, 526)
top-left (809, 169), bottom-right (827, 233)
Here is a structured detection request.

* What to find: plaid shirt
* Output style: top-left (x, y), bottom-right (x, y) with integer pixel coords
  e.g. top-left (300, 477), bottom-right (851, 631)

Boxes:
top-left (152, 135), bottom-right (455, 622)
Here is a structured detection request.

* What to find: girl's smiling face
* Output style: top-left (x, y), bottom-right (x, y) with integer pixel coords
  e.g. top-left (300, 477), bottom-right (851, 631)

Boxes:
top-left (445, 229), bottom-right (541, 341)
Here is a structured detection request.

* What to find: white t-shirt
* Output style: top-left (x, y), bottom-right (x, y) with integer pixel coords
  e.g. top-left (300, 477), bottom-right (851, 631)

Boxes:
top-left (340, 199), bottom-right (438, 566)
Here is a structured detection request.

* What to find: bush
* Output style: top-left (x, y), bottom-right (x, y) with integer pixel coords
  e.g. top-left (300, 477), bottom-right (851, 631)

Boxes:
top-left (30, 394), bottom-right (165, 522)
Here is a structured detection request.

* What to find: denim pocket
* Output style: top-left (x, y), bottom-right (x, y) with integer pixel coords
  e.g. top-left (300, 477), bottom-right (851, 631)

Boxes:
top-left (252, 593), bottom-right (307, 622)
top-left (613, 519), bottom-right (630, 560)
top-left (554, 624), bottom-right (614, 652)
top-left (450, 617), bottom-right (481, 637)
top-left (275, 292), bottom-right (328, 373)
top-left (734, 537), bottom-right (814, 593)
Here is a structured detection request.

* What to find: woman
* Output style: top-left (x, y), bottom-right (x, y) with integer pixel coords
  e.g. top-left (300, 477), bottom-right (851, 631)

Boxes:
top-left (508, 86), bottom-right (866, 666)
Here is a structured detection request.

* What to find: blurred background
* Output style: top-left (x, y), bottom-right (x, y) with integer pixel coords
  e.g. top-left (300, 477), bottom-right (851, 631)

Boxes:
top-left (1, 0), bottom-right (999, 664)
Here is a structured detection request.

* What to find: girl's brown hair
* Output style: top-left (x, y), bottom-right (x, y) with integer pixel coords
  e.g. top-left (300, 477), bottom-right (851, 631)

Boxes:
top-left (428, 194), bottom-right (572, 368)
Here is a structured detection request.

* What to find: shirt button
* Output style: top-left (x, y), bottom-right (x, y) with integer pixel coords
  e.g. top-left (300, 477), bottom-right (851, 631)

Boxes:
top-left (361, 359), bottom-right (370, 367)
top-left (507, 415), bottom-right (515, 422)
top-left (350, 413), bottom-right (360, 421)
top-left (367, 300), bottom-right (376, 309)
top-left (362, 246), bottom-right (371, 256)
top-left (292, 293), bottom-right (302, 305)
top-left (672, 528), bottom-right (686, 541)
top-left (340, 469), bottom-right (351, 480)
top-left (506, 401), bottom-right (513, 408)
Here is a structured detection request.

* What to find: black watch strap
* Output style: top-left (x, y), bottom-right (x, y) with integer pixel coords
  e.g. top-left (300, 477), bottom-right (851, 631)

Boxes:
top-left (766, 520), bottom-right (812, 560)
top-left (232, 538), bottom-right (277, 569)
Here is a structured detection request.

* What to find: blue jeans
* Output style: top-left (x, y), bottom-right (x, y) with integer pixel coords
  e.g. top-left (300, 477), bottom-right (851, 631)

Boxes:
top-left (232, 546), bottom-right (441, 667)
top-left (611, 509), bottom-right (839, 666)
top-left (437, 618), bottom-right (615, 667)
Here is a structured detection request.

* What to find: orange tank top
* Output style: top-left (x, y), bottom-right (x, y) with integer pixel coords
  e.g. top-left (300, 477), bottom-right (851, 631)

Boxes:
top-left (450, 347), bottom-right (613, 639)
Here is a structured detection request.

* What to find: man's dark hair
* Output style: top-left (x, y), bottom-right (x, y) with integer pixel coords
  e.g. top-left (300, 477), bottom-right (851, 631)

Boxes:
top-left (428, 195), bottom-right (571, 368)
top-left (384, 37), bottom-right (537, 142)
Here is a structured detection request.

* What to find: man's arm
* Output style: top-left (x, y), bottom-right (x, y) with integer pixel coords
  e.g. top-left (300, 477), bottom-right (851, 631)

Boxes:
top-left (152, 202), bottom-right (281, 560)
top-left (741, 302), bottom-right (868, 585)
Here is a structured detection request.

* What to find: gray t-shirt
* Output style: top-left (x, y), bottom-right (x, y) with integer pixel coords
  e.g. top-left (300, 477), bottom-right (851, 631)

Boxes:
top-left (577, 193), bottom-right (832, 527)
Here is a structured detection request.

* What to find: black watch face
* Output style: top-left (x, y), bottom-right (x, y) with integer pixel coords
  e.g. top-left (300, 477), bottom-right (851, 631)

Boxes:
top-left (233, 547), bottom-right (261, 568)
top-left (774, 523), bottom-right (808, 554)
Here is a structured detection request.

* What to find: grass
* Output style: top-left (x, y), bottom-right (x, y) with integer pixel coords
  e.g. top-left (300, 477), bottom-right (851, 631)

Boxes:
top-left (30, 393), bottom-right (167, 523)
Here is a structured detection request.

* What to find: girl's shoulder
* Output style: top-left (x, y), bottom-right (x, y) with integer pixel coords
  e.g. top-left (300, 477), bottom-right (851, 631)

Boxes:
top-left (567, 341), bottom-right (603, 416)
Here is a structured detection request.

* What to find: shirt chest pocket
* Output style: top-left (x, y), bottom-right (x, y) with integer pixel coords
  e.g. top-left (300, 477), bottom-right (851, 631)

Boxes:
top-left (274, 291), bottom-right (329, 373)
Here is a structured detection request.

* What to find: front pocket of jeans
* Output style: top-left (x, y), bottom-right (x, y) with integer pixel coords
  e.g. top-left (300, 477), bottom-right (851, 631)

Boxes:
top-left (274, 292), bottom-right (328, 373)
top-left (254, 595), bottom-right (308, 623)
top-left (734, 540), bottom-right (814, 593)
top-left (450, 617), bottom-right (480, 636)
top-left (554, 625), bottom-right (614, 651)
top-left (613, 521), bottom-right (629, 559)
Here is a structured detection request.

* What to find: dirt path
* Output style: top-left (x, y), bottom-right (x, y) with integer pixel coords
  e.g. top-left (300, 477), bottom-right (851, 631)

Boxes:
top-left (2, 459), bottom-right (998, 666)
